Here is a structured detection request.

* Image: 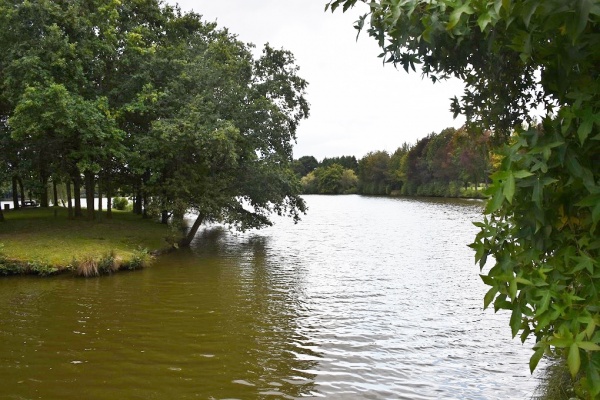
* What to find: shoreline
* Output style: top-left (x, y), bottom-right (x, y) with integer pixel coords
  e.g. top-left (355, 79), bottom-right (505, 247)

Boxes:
top-left (0, 207), bottom-right (177, 278)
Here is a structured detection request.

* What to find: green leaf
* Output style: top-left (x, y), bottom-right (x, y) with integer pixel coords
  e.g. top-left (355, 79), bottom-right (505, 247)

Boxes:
top-left (594, 203), bottom-right (600, 225)
top-left (532, 178), bottom-right (542, 208)
top-left (578, 119), bottom-right (593, 144)
top-left (587, 358), bottom-right (600, 397)
top-left (509, 279), bottom-right (518, 300)
top-left (576, 194), bottom-right (600, 207)
top-left (480, 274), bottom-right (494, 286)
top-left (578, 342), bottom-right (600, 351)
top-left (574, 0), bottom-right (593, 39)
top-left (585, 319), bottom-right (597, 339)
top-left (530, 346), bottom-right (545, 373)
top-left (484, 287), bottom-right (498, 309)
top-left (485, 187), bottom-right (504, 214)
top-left (503, 173), bottom-right (515, 203)
top-left (567, 155), bottom-right (584, 178)
top-left (536, 290), bottom-right (551, 316)
top-left (447, 0), bottom-right (474, 31)
top-left (568, 343), bottom-right (581, 377)
top-left (521, 1), bottom-right (539, 28)
top-left (477, 12), bottom-right (492, 31)
top-left (513, 170), bottom-right (534, 179)
top-left (510, 305), bottom-right (522, 338)
top-left (548, 337), bottom-right (572, 348)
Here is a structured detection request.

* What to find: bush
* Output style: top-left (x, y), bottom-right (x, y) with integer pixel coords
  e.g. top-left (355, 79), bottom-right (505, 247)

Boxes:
top-left (125, 248), bottom-right (153, 270)
top-left (28, 261), bottom-right (59, 276)
top-left (112, 197), bottom-right (129, 210)
top-left (97, 250), bottom-right (122, 275)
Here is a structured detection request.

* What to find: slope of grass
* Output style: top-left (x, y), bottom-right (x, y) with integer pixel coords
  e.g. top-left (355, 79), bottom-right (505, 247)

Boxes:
top-left (0, 207), bottom-right (173, 273)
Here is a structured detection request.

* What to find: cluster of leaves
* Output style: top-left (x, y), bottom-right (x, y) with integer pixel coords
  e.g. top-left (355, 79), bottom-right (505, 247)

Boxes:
top-left (0, 1), bottom-right (309, 246)
top-left (328, 0), bottom-right (600, 395)
top-left (472, 118), bottom-right (600, 396)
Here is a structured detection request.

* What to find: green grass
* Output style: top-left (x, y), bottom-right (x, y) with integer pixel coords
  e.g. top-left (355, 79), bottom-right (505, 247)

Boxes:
top-left (0, 207), bottom-right (173, 272)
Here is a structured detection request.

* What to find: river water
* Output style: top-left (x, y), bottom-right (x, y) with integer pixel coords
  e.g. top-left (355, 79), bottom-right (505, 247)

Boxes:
top-left (0, 195), bottom-right (543, 399)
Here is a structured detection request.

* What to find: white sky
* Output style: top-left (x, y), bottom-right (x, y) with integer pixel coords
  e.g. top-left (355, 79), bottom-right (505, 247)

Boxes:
top-left (170, 0), bottom-right (466, 161)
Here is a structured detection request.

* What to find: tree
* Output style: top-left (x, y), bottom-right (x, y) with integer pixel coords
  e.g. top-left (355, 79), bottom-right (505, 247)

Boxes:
top-left (358, 151), bottom-right (390, 195)
top-left (293, 155), bottom-right (319, 177)
top-left (300, 164), bottom-right (357, 194)
top-left (1, 1), bottom-right (309, 250)
top-left (321, 155), bottom-right (359, 172)
top-left (142, 27), bottom-right (309, 247)
top-left (328, 0), bottom-right (600, 394)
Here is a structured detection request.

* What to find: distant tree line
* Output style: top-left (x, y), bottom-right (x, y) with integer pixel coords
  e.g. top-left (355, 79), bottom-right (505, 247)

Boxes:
top-left (296, 127), bottom-right (494, 198)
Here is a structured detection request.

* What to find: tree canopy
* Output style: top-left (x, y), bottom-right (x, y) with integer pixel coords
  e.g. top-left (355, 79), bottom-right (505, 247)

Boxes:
top-left (0, 0), bottom-right (309, 247)
top-left (328, 0), bottom-right (600, 395)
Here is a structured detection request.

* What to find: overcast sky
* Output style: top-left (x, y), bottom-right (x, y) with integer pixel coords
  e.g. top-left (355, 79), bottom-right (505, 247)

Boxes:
top-left (170, 0), bottom-right (465, 161)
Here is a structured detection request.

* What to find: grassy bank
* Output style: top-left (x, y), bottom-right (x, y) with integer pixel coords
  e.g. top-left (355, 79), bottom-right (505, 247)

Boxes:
top-left (0, 207), bottom-right (173, 276)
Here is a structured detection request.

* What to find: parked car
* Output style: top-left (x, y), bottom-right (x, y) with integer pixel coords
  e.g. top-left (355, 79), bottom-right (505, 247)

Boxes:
top-left (22, 200), bottom-right (38, 207)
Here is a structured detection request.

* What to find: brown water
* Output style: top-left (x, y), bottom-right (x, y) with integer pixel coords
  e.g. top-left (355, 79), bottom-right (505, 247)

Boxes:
top-left (0, 195), bottom-right (542, 399)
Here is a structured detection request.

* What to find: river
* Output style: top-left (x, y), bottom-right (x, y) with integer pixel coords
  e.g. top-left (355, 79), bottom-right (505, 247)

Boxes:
top-left (0, 195), bottom-right (543, 399)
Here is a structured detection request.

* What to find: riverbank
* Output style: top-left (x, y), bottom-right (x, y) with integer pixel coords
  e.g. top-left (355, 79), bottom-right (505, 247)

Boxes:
top-left (0, 207), bottom-right (174, 276)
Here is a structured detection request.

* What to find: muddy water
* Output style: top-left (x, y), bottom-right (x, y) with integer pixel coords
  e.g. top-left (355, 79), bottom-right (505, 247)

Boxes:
top-left (0, 195), bottom-right (542, 399)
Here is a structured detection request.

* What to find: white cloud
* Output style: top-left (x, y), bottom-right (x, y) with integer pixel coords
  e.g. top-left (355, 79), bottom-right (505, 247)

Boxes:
top-left (170, 0), bottom-right (465, 160)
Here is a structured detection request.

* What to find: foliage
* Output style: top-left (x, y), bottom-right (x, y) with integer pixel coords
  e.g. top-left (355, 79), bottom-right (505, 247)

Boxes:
top-left (0, 1), bottom-right (309, 245)
top-left (293, 155), bottom-right (319, 177)
top-left (300, 164), bottom-right (358, 194)
top-left (97, 250), bottom-right (122, 275)
top-left (358, 151), bottom-right (391, 195)
top-left (126, 248), bottom-right (153, 270)
top-left (321, 155), bottom-right (359, 172)
top-left (112, 197), bottom-right (129, 211)
top-left (328, 0), bottom-right (600, 394)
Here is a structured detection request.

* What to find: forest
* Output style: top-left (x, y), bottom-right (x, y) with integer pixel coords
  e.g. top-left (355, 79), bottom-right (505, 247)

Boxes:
top-left (0, 0), bottom-right (309, 246)
top-left (296, 126), bottom-right (493, 198)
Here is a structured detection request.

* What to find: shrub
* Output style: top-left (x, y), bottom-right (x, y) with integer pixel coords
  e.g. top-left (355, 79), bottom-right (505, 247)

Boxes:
top-left (0, 261), bottom-right (25, 275)
top-left (112, 197), bottom-right (129, 211)
top-left (28, 261), bottom-right (59, 276)
top-left (125, 248), bottom-right (153, 270)
top-left (97, 250), bottom-right (122, 274)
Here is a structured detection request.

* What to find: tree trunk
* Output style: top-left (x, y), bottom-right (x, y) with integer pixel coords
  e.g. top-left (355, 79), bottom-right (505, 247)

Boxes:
top-left (11, 176), bottom-right (19, 210)
top-left (134, 187), bottom-right (142, 215)
top-left (66, 180), bottom-right (73, 220)
top-left (161, 210), bottom-right (169, 224)
top-left (106, 178), bottom-right (112, 220)
top-left (142, 170), bottom-right (150, 219)
top-left (178, 212), bottom-right (204, 248)
top-left (97, 177), bottom-right (103, 213)
top-left (73, 174), bottom-right (82, 218)
top-left (40, 175), bottom-right (49, 207)
top-left (0, 206), bottom-right (4, 222)
top-left (53, 180), bottom-right (58, 217)
top-left (142, 191), bottom-right (148, 219)
top-left (85, 171), bottom-right (95, 220)
top-left (18, 177), bottom-right (25, 207)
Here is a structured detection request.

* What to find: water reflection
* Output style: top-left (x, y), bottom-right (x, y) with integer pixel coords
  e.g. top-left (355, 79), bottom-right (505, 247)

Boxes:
top-left (0, 195), bottom-right (543, 399)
